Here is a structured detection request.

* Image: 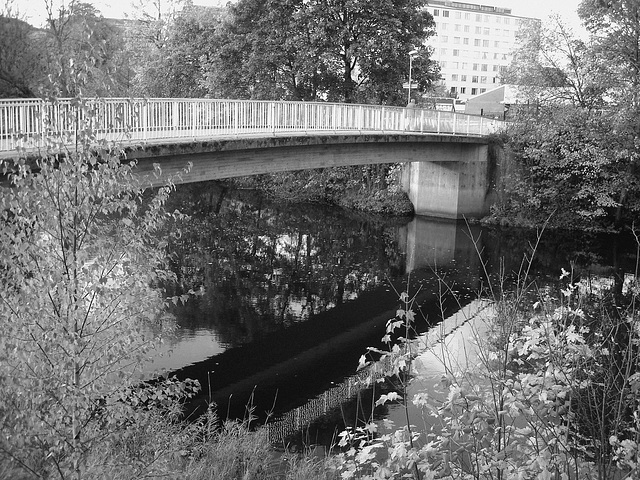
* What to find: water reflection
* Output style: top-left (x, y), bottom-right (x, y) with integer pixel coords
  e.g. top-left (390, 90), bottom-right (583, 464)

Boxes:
top-left (150, 181), bottom-right (639, 447)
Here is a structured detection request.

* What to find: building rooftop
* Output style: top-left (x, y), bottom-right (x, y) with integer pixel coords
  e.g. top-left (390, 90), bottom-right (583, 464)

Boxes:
top-left (428, 0), bottom-right (512, 16)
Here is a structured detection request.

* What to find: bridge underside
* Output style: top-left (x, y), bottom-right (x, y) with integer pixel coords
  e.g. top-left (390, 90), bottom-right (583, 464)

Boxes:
top-left (127, 133), bottom-right (494, 219)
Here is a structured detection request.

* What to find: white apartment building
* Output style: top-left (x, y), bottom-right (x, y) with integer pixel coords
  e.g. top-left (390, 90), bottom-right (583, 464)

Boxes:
top-left (425, 0), bottom-right (538, 102)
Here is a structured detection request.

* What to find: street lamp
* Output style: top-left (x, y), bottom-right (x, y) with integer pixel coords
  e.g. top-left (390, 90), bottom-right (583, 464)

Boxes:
top-left (408, 49), bottom-right (419, 105)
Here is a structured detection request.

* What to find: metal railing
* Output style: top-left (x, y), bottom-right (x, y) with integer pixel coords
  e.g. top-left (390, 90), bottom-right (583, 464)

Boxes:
top-left (0, 98), bottom-right (503, 153)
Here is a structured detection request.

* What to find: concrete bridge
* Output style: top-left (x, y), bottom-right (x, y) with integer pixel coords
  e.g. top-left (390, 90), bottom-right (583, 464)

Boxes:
top-left (0, 98), bottom-right (505, 219)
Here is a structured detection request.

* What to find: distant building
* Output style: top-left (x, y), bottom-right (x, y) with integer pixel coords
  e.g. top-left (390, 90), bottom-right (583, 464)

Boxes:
top-left (425, 1), bottom-right (539, 102)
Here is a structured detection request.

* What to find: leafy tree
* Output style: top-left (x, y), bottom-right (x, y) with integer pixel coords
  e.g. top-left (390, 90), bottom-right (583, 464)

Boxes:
top-left (0, 12), bottom-right (44, 97)
top-left (578, 0), bottom-right (640, 110)
top-left (127, 0), bottom-right (190, 96)
top-left (0, 98), bottom-right (198, 477)
top-left (497, 107), bottom-right (640, 229)
top-left (306, 0), bottom-right (436, 103)
top-left (503, 15), bottom-right (607, 110)
top-left (133, 5), bottom-right (222, 97)
top-left (41, 0), bottom-right (132, 96)
top-left (200, 0), bottom-right (438, 103)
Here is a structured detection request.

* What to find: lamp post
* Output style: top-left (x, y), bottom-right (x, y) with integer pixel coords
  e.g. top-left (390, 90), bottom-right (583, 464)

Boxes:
top-left (408, 49), bottom-right (419, 105)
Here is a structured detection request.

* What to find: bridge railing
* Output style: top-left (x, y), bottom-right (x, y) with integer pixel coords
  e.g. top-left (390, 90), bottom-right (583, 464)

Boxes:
top-left (0, 98), bottom-right (503, 153)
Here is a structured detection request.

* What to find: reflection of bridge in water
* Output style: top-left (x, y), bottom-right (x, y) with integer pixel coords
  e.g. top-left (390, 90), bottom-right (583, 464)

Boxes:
top-left (169, 217), bottom-right (485, 445)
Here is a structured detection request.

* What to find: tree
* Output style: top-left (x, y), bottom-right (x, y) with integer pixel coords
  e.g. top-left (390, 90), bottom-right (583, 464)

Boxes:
top-left (0, 1), bottom-right (46, 98)
top-left (0, 98), bottom-right (198, 477)
top-left (502, 15), bottom-right (607, 110)
top-left (306, 0), bottom-right (436, 103)
top-left (199, 0), bottom-right (438, 103)
top-left (578, 0), bottom-right (640, 110)
top-left (41, 0), bottom-right (133, 97)
top-left (132, 5), bottom-right (222, 97)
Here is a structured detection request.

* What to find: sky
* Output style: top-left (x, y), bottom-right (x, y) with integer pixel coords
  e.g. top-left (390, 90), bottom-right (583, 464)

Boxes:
top-left (15, 0), bottom-right (584, 30)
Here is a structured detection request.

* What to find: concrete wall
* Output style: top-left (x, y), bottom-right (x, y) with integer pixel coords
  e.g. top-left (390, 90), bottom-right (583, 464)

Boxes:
top-left (401, 142), bottom-right (496, 219)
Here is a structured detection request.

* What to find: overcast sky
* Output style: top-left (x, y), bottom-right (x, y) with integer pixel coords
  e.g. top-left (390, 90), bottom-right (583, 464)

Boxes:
top-left (16, 0), bottom-right (585, 31)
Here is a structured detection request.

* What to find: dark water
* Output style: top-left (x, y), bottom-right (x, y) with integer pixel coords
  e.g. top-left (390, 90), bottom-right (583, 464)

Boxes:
top-left (150, 181), bottom-right (639, 448)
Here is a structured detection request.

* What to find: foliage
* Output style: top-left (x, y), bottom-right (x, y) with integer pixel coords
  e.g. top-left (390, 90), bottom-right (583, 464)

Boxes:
top-left (502, 15), bottom-right (607, 110)
top-left (578, 0), bottom-right (640, 111)
top-left (494, 107), bottom-right (640, 230)
top-left (0, 14), bottom-right (43, 97)
top-left (129, 3), bottom-right (223, 97)
top-left (229, 164), bottom-right (413, 215)
top-left (0, 97), bottom-right (199, 478)
top-left (200, 0), bottom-right (439, 104)
top-left (333, 230), bottom-right (640, 480)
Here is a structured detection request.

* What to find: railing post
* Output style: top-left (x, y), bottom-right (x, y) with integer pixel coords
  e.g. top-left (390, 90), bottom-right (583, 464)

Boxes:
top-left (172, 101), bottom-right (178, 134)
top-left (192, 100), bottom-right (197, 140)
top-left (332, 104), bottom-right (337, 131)
top-left (466, 114), bottom-right (470, 135)
top-left (420, 110), bottom-right (424, 133)
top-left (234, 102), bottom-right (239, 134)
top-left (437, 111), bottom-right (441, 134)
top-left (143, 100), bottom-right (148, 141)
top-left (358, 105), bottom-right (363, 132)
top-left (480, 116), bottom-right (484, 135)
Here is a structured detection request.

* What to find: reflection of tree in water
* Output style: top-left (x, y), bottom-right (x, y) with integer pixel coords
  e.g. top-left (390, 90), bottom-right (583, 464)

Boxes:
top-left (163, 182), bottom-right (407, 348)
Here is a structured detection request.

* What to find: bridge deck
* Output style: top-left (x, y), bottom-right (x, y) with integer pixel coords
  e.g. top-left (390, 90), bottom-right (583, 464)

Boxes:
top-left (0, 98), bottom-right (503, 156)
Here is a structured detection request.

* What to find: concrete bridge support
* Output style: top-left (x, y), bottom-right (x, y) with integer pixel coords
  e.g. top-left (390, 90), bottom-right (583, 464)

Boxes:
top-left (402, 143), bottom-right (494, 219)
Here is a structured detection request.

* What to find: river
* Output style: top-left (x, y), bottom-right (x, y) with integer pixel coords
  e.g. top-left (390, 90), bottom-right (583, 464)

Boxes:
top-left (147, 181), bottom-right (638, 450)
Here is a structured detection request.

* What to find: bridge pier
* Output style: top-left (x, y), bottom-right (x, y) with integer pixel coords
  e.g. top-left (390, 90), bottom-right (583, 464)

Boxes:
top-left (402, 143), bottom-right (494, 219)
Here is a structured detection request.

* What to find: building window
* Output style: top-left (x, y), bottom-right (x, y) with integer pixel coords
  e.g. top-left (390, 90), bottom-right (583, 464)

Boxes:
top-left (452, 49), bottom-right (459, 56)
top-left (481, 64), bottom-right (488, 71)
top-left (505, 18), bottom-right (510, 25)
top-left (471, 88), bottom-right (478, 95)
top-left (455, 11), bottom-right (461, 19)
top-left (440, 48), bottom-right (448, 55)
top-left (464, 25), bottom-right (470, 32)
top-left (493, 65), bottom-right (499, 72)
top-left (483, 39), bottom-right (489, 47)
top-left (440, 61), bottom-right (448, 68)
top-left (442, 23), bottom-right (448, 30)
top-left (493, 77), bottom-right (497, 83)
top-left (472, 76), bottom-right (478, 83)
top-left (452, 61), bottom-right (459, 68)
top-left (462, 62), bottom-right (468, 69)
top-left (442, 10), bottom-right (449, 17)
top-left (440, 35), bottom-right (448, 42)
top-left (480, 76), bottom-right (487, 83)
top-left (494, 28), bottom-right (501, 36)
top-left (464, 13), bottom-right (470, 20)
top-left (494, 41), bottom-right (500, 47)
top-left (463, 37), bottom-right (469, 45)
top-left (504, 29), bottom-right (510, 36)
top-left (454, 24), bottom-right (461, 31)
top-left (433, 9), bottom-right (439, 16)
top-left (452, 74), bottom-right (459, 81)
top-left (453, 36), bottom-right (460, 44)
top-left (480, 88), bottom-right (486, 93)
top-left (461, 75), bottom-right (467, 81)
top-left (472, 63), bottom-right (479, 70)
top-left (451, 86), bottom-right (457, 94)
top-left (474, 39), bottom-right (481, 46)
top-left (475, 14), bottom-right (482, 21)
top-left (483, 27), bottom-right (490, 35)
top-left (460, 87), bottom-right (466, 94)
top-left (496, 16), bottom-right (501, 24)
top-left (475, 26), bottom-right (482, 34)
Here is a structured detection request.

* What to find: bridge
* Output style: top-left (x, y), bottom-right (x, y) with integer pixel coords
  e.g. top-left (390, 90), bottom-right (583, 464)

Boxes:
top-left (0, 98), bottom-right (505, 219)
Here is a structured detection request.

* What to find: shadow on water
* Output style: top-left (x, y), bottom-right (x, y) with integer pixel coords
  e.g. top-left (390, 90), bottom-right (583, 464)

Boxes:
top-left (153, 181), bottom-right (640, 448)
